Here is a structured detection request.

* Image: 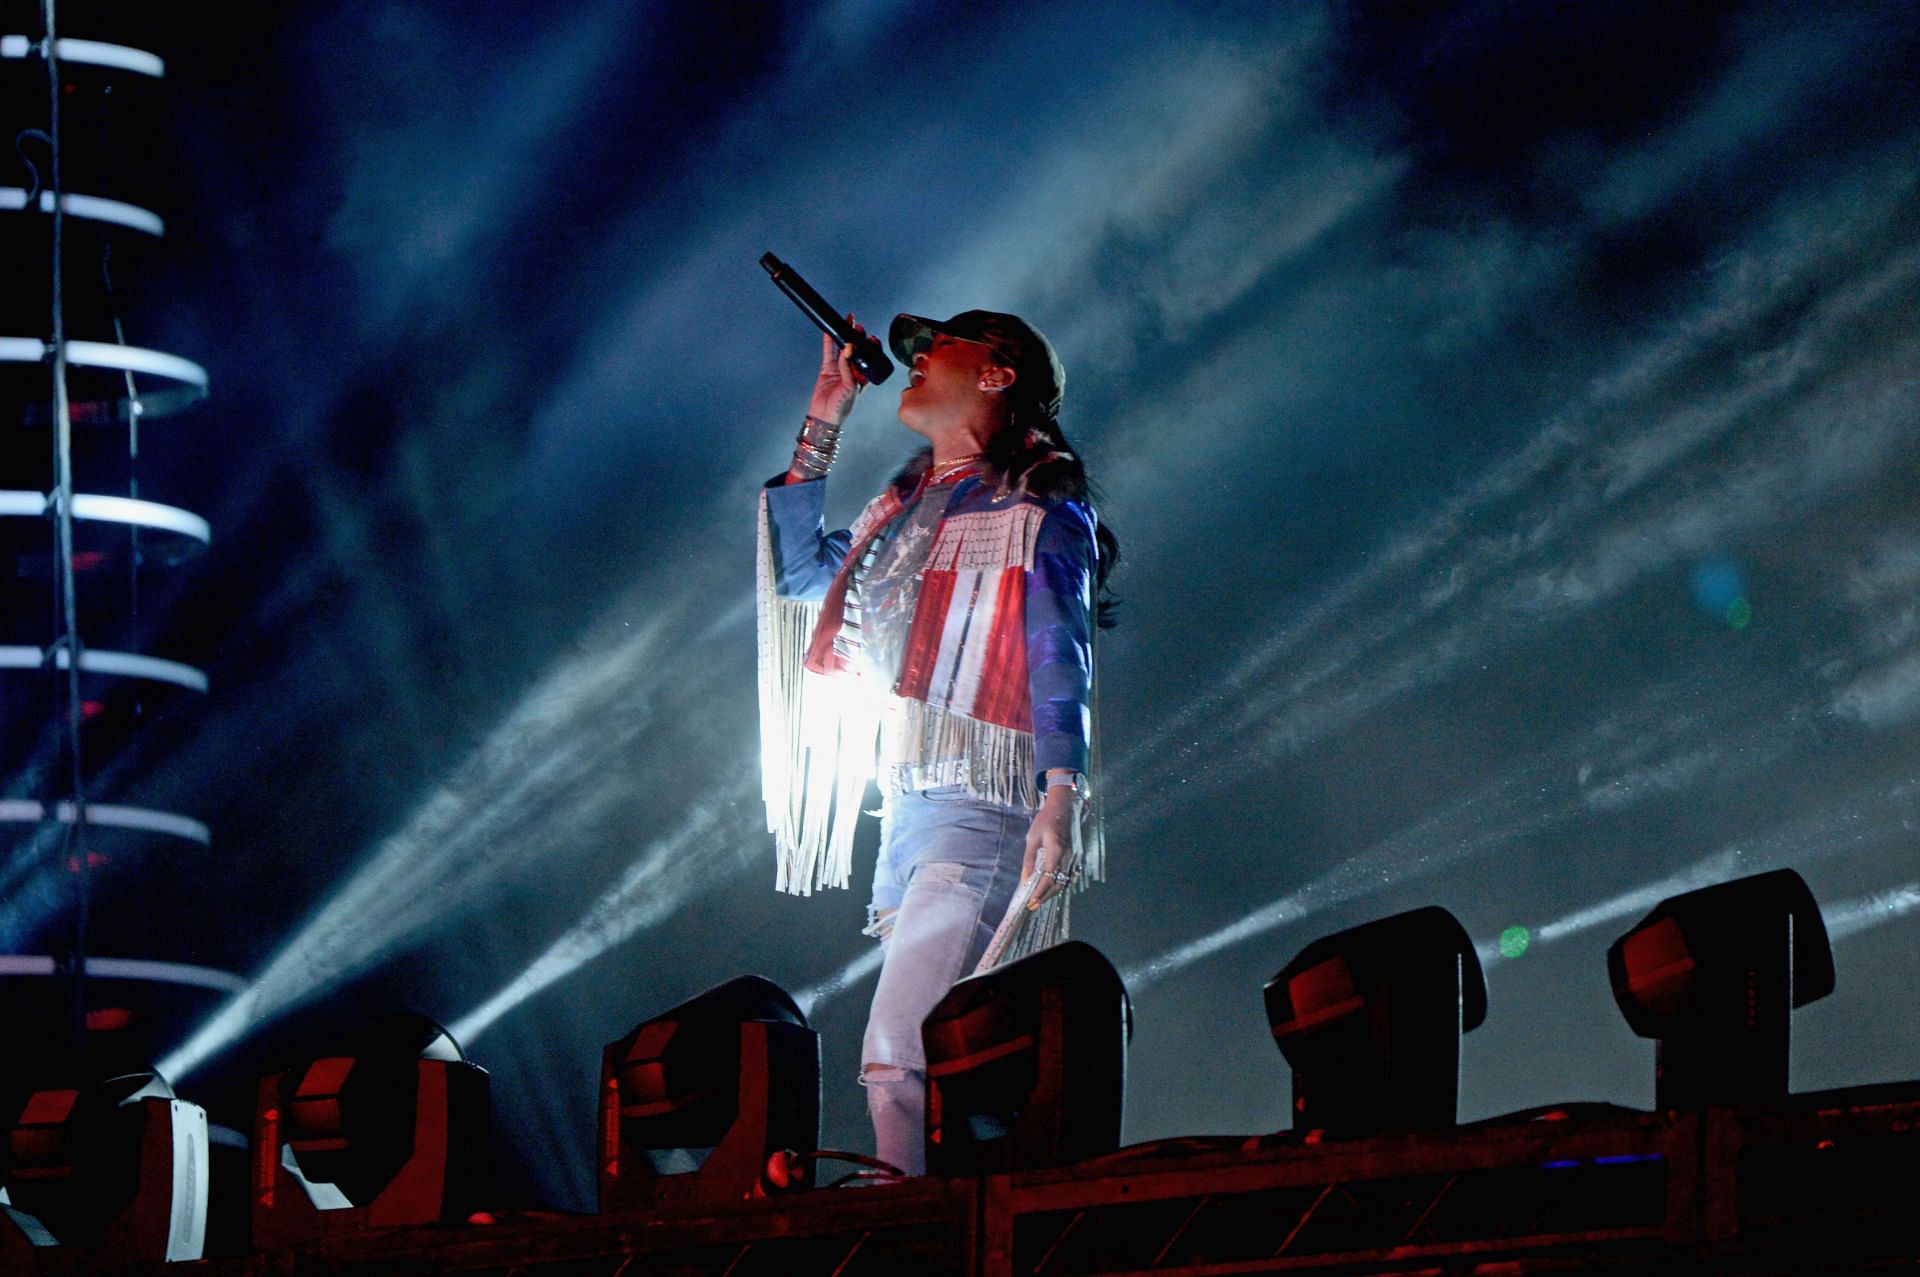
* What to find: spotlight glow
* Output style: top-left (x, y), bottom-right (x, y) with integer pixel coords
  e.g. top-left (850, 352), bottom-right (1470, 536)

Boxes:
top-left (793, 946), bottom-right (885, 1018)
top-left (1820, 881), bottom-right (1920, 941)
top-left (1468, 850), bottom-right (1751, 970)
top-left (448, 800), bottom-right (746, 1047)
top-left (162, 608), bottom-right (705, 1081)
top-left (1532, 851), bottom-right (1747, 949)
top-left (1123, 754), bottom-right (1581, 991)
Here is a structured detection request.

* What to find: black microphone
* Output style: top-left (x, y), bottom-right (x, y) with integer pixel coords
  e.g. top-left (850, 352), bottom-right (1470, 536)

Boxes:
top-left (759, 252), bottom-right (895, 385)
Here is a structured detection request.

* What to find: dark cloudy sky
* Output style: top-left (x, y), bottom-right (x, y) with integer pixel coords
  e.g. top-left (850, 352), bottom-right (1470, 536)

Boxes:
top-left (8, 0), bottom-right (1919, 1208)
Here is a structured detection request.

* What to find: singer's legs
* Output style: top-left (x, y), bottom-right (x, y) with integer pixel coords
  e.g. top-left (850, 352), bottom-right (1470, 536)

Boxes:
top-left (860, 789), bottom-right (1029, 1174)
top-left (861, 1064), bottom-right (927, 1176)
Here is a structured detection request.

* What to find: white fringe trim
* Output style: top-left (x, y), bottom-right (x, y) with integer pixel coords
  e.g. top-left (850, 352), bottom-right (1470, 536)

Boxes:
top-left (973, 875), bottom-right (1071, 973)
top-left (757, 488), bottom-right (1108, 904)
top-left (758, 490), bottom-right (878, 895)
top-left (885, 699), bottom-right (1039, 808)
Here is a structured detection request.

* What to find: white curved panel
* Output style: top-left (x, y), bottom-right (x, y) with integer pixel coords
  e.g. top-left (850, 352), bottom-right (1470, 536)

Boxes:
top-left (0, 188), bottom-right (164, 235)
top-left (0, 645), bottom-right (208, 693)
top-left (70, 494), bottom-right (211, 543)
top-left (73, 649), bottom-right (209, 692)
top-left (85, 959), bottom-right (247, 995)
top-left (0, 489), bottom-right (210, 542)
top-left (64, 341), bottom-right (207, 389)
top-left (0, 35), bottom-right (164, 78)
top-left (0, 337), bottom-right (210, 421)
top-left (61, 192), bottom-right (163, 235)
top-left (0, 956), bottom-right (244, 995)
top-left (0, 646), bottom-right (50, 672)
top-left (0, 799), bottom-right (210, 845)
top-left (53, 37), bottom-right (165, 77)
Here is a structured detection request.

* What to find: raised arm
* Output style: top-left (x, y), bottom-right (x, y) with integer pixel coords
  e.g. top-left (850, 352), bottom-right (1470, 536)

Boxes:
top-left (762, 326), bottom-right (869, 599)
top-left (784, 326), bottom-right (867, 485)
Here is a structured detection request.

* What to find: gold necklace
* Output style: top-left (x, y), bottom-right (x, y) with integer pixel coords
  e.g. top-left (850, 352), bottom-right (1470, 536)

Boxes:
top-left (927, 453), bottom-right (985, 484)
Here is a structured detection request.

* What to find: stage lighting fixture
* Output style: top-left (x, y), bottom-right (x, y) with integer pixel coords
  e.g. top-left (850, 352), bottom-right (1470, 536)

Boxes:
top-left (599, 975), bottom-right (818, 1211)
top-left (922, 941), bottom-right (1131, 1176)
top-left (1606, 867), bottom-right (1834, 1111)
top-left (1265, 905), bottom-right (1487, 1136)
top-left (0, 1069), bottom-right (208, 1264)
top-left (251, 1012), bottom-right (488, 1248)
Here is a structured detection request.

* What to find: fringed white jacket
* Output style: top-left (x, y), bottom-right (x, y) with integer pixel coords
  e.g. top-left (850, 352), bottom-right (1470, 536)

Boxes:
top-left (756, 466), bottom-right (1100, 898)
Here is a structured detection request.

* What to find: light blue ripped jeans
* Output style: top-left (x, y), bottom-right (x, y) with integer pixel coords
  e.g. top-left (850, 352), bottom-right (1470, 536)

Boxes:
top-left (860, 786), bottom-right (1030, 1176)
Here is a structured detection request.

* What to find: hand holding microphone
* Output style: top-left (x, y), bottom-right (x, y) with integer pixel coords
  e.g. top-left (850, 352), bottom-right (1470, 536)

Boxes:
top-left (810, 321), bottom-right (869, 426)
top-left (760, 253), bottom-right (894, 386)
top-left (763, 252), bottom-right (894, 483)
top-left (786, 324), bottom-right (865, 483)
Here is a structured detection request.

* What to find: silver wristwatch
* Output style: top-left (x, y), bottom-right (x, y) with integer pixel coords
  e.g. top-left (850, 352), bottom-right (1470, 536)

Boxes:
top-left (1045, 770), bottom-right (1090, 800)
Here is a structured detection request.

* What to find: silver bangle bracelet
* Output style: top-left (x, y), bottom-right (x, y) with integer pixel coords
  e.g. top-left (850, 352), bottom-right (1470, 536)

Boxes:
top-left (791, 414), bottom-right (842, 479)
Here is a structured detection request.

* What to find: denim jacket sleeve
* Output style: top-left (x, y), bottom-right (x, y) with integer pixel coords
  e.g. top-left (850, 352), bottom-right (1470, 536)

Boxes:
top-left (762, 476), bottom-right (854, 602)
top-left (1027, 499), bottom-right (1096, 781)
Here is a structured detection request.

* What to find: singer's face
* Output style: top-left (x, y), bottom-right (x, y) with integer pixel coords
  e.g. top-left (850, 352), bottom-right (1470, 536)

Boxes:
top-left (897, 333), bottom-right (1003, 436)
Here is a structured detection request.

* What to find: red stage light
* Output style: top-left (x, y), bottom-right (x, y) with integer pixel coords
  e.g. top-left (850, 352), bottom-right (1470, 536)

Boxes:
top-left (1265, 906), bottom-right (1487, 1137)
top-left (1607, 868), bottom-right (1834, 1110)
top-left (1276, 954), bottom-right (1363, 1033)
top-left (251, 1013), bottom-right (488, 1248)
top-left (0, 1072), bottom-right (208, 1263)
top-left (923, 941), bottom-right (1130, 1175)
top-left (1617, 916), bottom-right (1696, 1018)
top-left (599, 976), bottom-right (817, 1212)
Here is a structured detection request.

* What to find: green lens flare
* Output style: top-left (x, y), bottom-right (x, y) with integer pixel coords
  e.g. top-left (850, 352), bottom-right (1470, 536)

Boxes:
top-left (1727, 597), bottom-right (1753, 629)
top-left (1498, 925), bottom-right (1531, 959)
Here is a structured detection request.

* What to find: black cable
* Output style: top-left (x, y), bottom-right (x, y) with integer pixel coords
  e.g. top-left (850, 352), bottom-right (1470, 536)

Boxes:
top-left (748, 1147), bottom-right (912, 1195)
top-left (796, 1148), bottom-right (908, 1189)
top-left (14, 128), bottom-right (50, 198)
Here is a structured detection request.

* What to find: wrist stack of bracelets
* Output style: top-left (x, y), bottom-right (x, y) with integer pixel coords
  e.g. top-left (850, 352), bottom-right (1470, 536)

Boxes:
top-left (791, 413), bottom-right (843, 480)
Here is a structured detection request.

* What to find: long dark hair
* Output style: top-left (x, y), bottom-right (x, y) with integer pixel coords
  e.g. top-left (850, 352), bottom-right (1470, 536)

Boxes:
top-left (895, 392), bottom-right (1122, 628)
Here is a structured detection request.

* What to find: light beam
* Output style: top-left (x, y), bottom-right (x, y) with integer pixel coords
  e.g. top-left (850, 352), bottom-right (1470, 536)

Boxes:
top-left (161, 604), bottom-right (717, 1081)
top-left (448, 797), bottom-right (751, 1047)
top-left (1821, 881), bottom-right (1920, 942)
top-left (793, 946), bottom-right (885, 1018)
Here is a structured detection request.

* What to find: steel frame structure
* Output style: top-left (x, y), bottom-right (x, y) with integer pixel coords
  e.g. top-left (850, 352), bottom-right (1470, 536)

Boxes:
top-left (21, 1078), bottom-right (1919, 1275)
